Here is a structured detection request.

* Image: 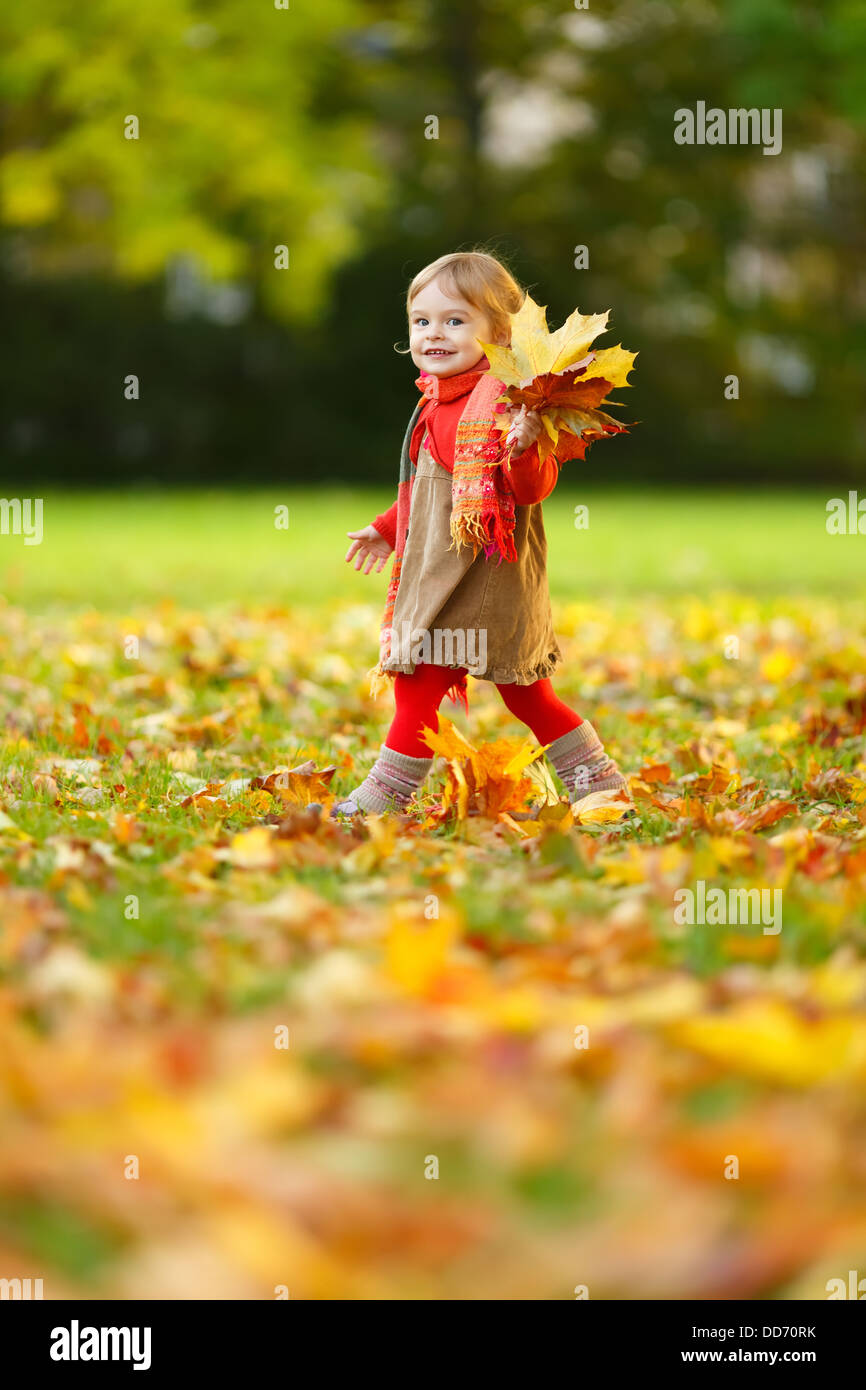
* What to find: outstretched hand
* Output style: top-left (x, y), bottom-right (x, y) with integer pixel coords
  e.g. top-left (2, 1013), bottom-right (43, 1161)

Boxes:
top-left (345, 524), bottom-right (392, 574)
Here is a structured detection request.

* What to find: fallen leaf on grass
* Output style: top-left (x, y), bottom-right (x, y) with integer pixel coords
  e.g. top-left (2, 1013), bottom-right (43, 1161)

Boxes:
top-left (421, 715), bottom-right (547, 826)
top-left (573, 790), bottom-right (637, 825)
top-left (225, 827), bottom-right (277, 869)
top-left (667, 998), bottom-right (866, 1086)
top-left (384, 904), bottom-right (462, 996)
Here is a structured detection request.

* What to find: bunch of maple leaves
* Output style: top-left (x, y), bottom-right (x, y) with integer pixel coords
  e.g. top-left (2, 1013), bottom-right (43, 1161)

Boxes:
top-left (479, 293), bottom-right (638, 467)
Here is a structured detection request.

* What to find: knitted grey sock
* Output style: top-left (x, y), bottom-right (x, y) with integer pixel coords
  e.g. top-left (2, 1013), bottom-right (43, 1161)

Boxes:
top-left (545, 720), bottom-right (627, 805)
top-left (330, 744), bottom-right (434, 817)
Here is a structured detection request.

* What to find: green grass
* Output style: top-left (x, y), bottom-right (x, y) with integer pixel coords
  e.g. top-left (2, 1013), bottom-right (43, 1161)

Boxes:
top-left (1, 487), bottom-right (858, 612)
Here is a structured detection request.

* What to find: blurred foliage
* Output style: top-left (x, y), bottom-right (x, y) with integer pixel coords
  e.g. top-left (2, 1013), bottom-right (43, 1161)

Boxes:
top-left (1, 582), bottom-right (866, 1296)
top-left (1, 0), bottom-right (383, 318)
top-left (1, 0), bottom-right (865, 483)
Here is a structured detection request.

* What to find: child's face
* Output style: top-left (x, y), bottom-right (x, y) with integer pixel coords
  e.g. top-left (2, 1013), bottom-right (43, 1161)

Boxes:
top-left (408, 277), bottom-right (507, 378)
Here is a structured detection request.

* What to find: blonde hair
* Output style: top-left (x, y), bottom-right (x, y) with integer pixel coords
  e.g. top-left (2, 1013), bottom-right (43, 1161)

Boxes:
top-left (395, 247), bottom-right (527, 355)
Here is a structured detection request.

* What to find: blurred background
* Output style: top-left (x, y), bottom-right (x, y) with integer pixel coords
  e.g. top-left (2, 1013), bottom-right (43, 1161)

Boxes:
top-left (3, 0), bottom-right (865, 489)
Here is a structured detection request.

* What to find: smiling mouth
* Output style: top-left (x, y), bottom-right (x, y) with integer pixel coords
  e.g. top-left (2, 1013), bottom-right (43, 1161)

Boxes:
top-left (424, 350), bottom-right (454, 356)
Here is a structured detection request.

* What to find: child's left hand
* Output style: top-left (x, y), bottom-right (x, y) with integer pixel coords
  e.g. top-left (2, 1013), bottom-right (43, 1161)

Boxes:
top-left (504, 404), bottom-right (543, 455)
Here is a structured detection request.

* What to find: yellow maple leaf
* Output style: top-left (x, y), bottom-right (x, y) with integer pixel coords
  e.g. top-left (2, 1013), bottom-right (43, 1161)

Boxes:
top-left (584, 343), bottom-right (638, 389)
top-left (480, 295), bottom-right (612, 381)
top-left (502, 739), bottom-right (551, 778)
top-left (419, 716), bottom-right (478, 764)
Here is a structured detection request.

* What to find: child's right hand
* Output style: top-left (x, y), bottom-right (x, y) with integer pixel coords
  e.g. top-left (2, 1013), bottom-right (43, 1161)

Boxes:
top-left (345, 524), bottom-right (392, 574)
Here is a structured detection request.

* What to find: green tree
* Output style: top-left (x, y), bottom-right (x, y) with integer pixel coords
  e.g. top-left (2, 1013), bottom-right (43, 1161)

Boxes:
top-left (0, 0), bottom-right (388, 321)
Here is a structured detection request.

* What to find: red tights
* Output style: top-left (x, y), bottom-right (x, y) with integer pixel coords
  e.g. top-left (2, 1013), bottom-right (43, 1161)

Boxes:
top-left (386, 663), bottom-right (583, 758)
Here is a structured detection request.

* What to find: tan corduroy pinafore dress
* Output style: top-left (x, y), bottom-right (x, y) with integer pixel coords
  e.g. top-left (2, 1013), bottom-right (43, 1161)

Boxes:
top-left (380, 435), bottom-right (563, 685)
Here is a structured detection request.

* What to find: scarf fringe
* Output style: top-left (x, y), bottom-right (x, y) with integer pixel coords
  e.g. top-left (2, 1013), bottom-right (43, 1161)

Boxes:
top-left (449, 509), bottom-right (518, 564)
top-left (447, 672), bottom-right (470, 713)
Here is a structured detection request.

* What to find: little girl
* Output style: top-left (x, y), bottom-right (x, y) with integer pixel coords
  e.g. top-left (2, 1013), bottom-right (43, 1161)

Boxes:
top-left (331, 250), bottom-right (627, 817)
